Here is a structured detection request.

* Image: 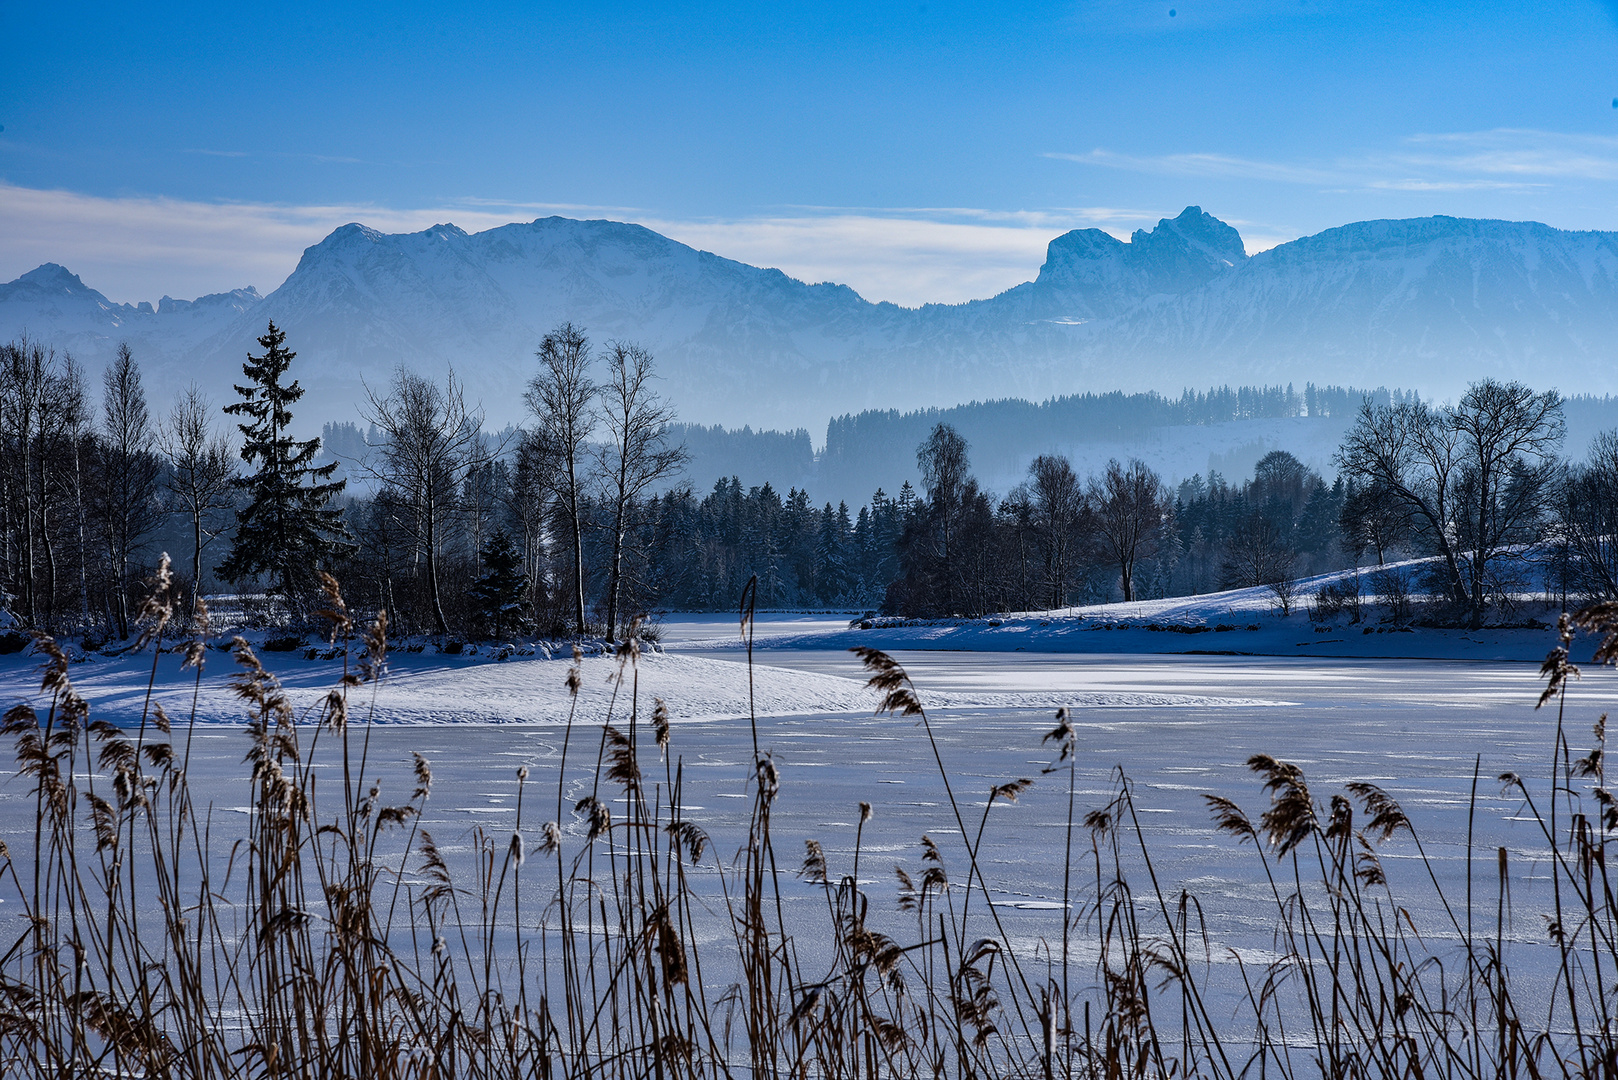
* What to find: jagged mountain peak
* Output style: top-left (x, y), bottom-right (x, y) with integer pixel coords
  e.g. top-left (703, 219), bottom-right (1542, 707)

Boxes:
top-left (155, 287), bottom-right (262, 315)
top-left (15, 263), bottom-right (94, 292)
top-left (1130, 206), bottom-right (1247, 268)
top-left (1023, 206), bottom-right (1245, 318)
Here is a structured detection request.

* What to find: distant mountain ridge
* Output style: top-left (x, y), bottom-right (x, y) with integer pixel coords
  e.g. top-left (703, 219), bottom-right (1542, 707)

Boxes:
top-left (3, 206), bottom-right (1616, 432)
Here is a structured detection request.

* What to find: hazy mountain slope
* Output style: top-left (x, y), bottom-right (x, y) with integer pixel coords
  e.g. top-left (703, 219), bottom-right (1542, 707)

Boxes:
top-left (4, 206), bottom-right (1617, 431)
top-left (0, 263), bottom-right (261, 373)
top-left (183, 217), bottom-right (905, 427)
top-left (1084, 216), bottom-right (1618, 392)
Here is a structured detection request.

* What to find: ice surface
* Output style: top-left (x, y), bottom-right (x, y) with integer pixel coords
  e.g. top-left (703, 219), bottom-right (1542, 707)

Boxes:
top-left (0, 612), bottom-right (1594, 1005)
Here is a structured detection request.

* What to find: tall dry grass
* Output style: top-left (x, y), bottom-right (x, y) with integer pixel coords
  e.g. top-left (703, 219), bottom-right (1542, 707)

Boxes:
top-left (0, 565), bottom-right (1616, 1077)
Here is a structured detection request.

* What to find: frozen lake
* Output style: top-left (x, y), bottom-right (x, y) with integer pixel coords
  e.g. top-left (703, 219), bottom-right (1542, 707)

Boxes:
top-left (0, 613), bottom-right (1598, 1002)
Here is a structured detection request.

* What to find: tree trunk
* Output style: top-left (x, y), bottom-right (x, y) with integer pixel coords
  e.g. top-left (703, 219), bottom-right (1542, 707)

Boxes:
top-left (427, 547), bottom-right (449, 637)
top-left (568, 455), bottom-right (586, 635)
top-left (192, 510), bottom-right (204, 624)
top-left (74, 443), bottom-right (89, 623)
top-left (37, 455), bottom-right (54, 630)
top-left (605, 462), bottom-right (631, 641)
top-left (115, 538), bottom-right (129, 639)
top-left (19, 438), bottom-right (34, 626)
top-left (606, 523), bottom-right (625, 642)
top-left (571, 506), bottom-right (586, 635)
top-left (1470, 464), bottom-right (1491, 627)
top-left (40, 507), bottom-right (54, 631)
top-left (424, 500), bottom-right (449, 637)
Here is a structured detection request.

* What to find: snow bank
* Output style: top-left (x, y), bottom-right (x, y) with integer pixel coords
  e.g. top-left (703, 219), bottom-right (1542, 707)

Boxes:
top-left (0, 647), bottom-right (1286, 729)
top-left (672, 559), bottom-right (1566, 664)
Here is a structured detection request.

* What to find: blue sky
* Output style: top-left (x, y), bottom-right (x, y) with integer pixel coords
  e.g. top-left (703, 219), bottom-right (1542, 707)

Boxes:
top-left (3, 0), bottom-right (1617, 304)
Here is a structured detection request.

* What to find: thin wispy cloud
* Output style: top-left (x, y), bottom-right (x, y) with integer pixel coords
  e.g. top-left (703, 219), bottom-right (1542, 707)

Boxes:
top-left (647, 205), bottom-right (1168, 305)
top-left (0, 183), bottom-right (1128, 308)
top-left (643, 214), bottom-right (1060, 306)
top-left (454, 196), bottom-right (648, 215)
top-left (1401, 129), bottom-right (1618, 180)
top-left (181, 147), bottom-right (404, 167)
top-left (1047, 149), bottom-right (1341, 186)
top-left (770, 204), bottom-right (1157, 229)
top-left (1359, 178), bottom-right (1546, 193)
top-left (0, 184), bottom-right (551, 303)
top-left (1051, 128), bottom-right (1618, 194)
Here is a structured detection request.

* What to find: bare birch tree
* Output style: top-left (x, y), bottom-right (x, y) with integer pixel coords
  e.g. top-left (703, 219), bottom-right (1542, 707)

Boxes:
top-left (0, 336), bottom-right (51, 623)
top-left (917, 423), bottom-right (970, 613)
top-left (1028, 453), bottom-right (1082, 609)
top-left (361, 367), bottom-right (486, 637)
top-left (596, 341), bottom-right (687, 641)
top-left (527, 323), bottom-right (596, 636)
top-left (1088, 458), bottom-right (1168, 603)
top-left (161, 385), bottom-right (237, 619)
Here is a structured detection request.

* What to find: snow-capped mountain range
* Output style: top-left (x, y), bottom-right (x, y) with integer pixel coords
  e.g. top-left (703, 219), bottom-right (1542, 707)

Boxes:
top-left (4, 206), bottom-right (1617, 433)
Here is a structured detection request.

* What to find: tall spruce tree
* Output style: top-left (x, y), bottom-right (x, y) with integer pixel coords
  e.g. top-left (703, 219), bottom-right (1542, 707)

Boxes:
top-left (218, 322), bottom-right (352, 602)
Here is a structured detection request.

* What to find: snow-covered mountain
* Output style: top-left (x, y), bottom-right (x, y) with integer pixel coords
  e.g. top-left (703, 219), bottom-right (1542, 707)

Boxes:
top-left (3, 207), bottom-right (1616, 432)
top-left (0, 263), bottom-right (261, 377)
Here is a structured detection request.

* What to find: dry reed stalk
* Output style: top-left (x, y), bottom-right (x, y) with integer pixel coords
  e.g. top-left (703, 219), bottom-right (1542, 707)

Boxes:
top-left (6, 574), bottom-right (1618, 1077)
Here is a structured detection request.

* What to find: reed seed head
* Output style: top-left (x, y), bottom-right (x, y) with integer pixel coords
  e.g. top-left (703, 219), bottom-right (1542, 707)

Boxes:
top-left (412, 752), bottom-right (432, 800)
top-left (799, 839), bottom-right (828, 883)
top-left (653, 698), bottom-right (670, 755)
top-left (756, 754), bottom-right (780, 801)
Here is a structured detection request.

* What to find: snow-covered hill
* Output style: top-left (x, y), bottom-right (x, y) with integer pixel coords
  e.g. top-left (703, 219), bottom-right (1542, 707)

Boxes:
top-left (4, 207), bottom-right (1616, 431)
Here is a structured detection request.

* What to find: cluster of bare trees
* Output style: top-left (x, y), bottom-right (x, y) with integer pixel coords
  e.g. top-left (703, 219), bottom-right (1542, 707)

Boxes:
top-left (349, 323), bottom-right (686, 642)
top-left (884, 425), bottom-right (1176, 616)
top-left (0, 322), bottom-right (695, 644)
top-left (1336, 380), bottom-right (1566, 625)
top-left (0, 337), bottom-right (234, 638)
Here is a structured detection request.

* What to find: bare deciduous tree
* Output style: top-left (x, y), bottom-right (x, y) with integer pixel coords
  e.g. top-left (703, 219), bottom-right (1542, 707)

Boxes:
top-left (596, 342), bottom-right (687, 642)
top-left (24, 349), bottom-right (88, 628)
top-left (1558, 431), bottom-right (1618, 598)
top-left (1221, 513), bottom-right (1298, 612)
top-left (161, 385), bottom-right (236, 620)
top-left (0, 336), bottom-right (52, 624)
top-left (509, 431), bottom-right (556, 625)
top-left (1337, 381), bottom-right (1562, 623)
top-left (1336, 397), bottom-right (1467, 608)
top-left (1089, 458), bottom-right (1168, 603)
top-left (362, 367), bottom-right (487, 637)
top-left (1448, 380), bottom-right (1563, 623)
top-left (527, 323), bottom-right (597, 636)
top-left (1028, 453), bottom-right (1082, 609)
top-left (1339, 479), bottom-right (1413, 566)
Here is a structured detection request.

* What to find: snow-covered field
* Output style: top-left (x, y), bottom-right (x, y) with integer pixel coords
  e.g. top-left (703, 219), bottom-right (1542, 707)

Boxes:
top-left (686, 563), bottom-right (1570, 664)
top-left (0, 609), bottom-right (1600, 987)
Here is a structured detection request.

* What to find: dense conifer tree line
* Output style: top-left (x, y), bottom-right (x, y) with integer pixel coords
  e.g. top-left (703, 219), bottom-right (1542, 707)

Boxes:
top-left (4, 321), bottom-right (1615, 640)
